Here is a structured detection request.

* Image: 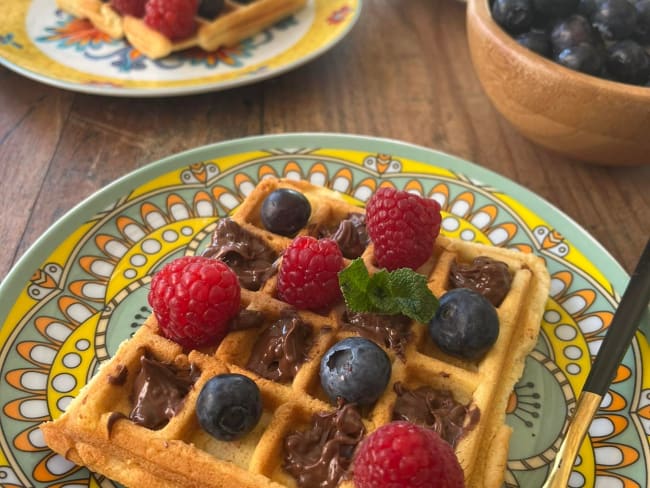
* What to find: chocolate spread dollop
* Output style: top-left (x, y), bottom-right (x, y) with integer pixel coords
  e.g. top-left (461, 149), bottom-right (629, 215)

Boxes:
top-left (202, 218), bottom-right (277, 291)
top-left (342, 310), bottom-right (411, 356)
top-left (246, 310), bottom-right (313, 383)
top-left (315, 213), bottom-right (369, 259)
top-left (331, 213), bottom-right (369, 259)
top-left (283, 403), bottom-right (365, 488)
top-left (449, 256), bottom-right (513, 307)
top-left (392, 382), bottom-right (480, 448)
top-left (129, 355), bottom-right (199, 430)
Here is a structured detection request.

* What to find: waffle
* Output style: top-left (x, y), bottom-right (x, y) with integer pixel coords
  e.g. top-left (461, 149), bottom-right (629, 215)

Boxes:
top-left (56, 0), bottom-right (124, 38)
top-left (55, 0), bottom-right (306, 59)
top-left (41, 178), bottom-right (550, 488)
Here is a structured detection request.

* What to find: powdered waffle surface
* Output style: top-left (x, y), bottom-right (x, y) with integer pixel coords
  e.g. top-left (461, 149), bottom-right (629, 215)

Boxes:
top-left (41, 178), bottom-right (551, 488)
top-left (55, 0), bottom-right (306, 59)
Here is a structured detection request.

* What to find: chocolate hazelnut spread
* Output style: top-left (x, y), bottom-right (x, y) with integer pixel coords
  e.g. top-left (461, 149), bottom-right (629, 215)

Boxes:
top-left (331, 213), bottom-right (369, 259)
top-left (392, 382), bottom-right (479, 448)
top-left (202, 218), bottom-right (277, 291)
top-left (315, 213), bottom-right (369, 259)
top-left (283, 403), bottom-right (365, 488)
top-left (342, 310), bottom-right (411, 356)
top-left (449, 256), bottom-right (513, 307)
top-left (129, 355), bottom-right (199, 430)
top-left (246, 310), bottom-right (313, 383)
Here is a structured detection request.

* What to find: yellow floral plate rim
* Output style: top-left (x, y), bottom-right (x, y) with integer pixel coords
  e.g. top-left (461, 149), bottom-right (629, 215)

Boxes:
top-left (0, 0), bottom-right (361, 97)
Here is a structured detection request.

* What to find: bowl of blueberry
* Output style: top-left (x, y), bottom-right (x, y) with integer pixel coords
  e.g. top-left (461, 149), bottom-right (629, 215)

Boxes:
top-left (466, 0), bottom-right (650, 166)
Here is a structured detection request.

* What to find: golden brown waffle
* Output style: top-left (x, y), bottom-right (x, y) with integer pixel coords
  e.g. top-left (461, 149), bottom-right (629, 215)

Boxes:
top-left (41, 178), bottom-right (550, 488)
top-left (55, 0), bottom-right (306, 59)
top-left (56, 0), bottom-right (125, 38)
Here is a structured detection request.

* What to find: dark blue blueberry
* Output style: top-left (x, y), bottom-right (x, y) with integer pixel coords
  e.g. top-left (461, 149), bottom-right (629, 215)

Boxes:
top-left (319, 337), bottom-right (391, 406)
top-left (633, 0), bottom-right (650, 44)
top-left (198, 0), bottom-right (225, 19)
top-left (532, 0), bottom-right (580, 18)
top-left (550, 15), bottom-right (600, 55)
top-left (491, 0), bottom-right (535, 35)
top-left (261, 188), bottom-right (311, 236)
top-left (555, 42), bottom-right (605, 75)
top-left (592, 0), bottom-right (638, 40)
top-left (428, 288), bottom-right (499, 360)
top-left (606, 40), bottom-right (650, 84)
top-left (516, 29), bottom-right (552, 57)
top-left (577, 0), bottom-right (600, 18)
top-left (196, 374), bottom-right (262, 441)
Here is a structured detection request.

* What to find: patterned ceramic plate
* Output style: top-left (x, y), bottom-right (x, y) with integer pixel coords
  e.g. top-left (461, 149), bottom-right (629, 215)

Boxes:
top-left (0, 133), bottom-right (648, 488)
top-left (0, 0), bottom-right (360, 96)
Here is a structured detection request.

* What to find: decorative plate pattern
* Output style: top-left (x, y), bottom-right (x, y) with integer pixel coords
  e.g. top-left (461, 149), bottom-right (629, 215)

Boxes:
top-left (0, 133), bottom-right (648, 488)
top-left (0, 0), bottom-right (360, 96)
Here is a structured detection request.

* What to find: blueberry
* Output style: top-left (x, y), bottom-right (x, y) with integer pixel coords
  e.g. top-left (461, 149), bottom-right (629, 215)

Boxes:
top-left (555, 42), bottom-right (605, 75)
top-left (319, 337), bottom-right (391, 406)
top-left (606, 39), bottom-right (650, 84)
top-left (516, 29), bottom-right (552, 57)
top-left (428, 288), bottom-right (499, 360)
top-left (592, 0), bottom-right (638, 40)
top-left (260, 189), bottom-right (311, 236)
top-left (532, 0), bottom-right (580, 18)
top-left (633, 0), bottom-right (650, 44)
top-left (196, 374), bottom-right (262, 441)
top-left (577, 0), bottom-right (600, 18)
top-left (198, 0), bottom-right (225, 19)
top-left (550, 15), bottom-right (599, 55)
top-left (491, 0), bottom-right (535, 35)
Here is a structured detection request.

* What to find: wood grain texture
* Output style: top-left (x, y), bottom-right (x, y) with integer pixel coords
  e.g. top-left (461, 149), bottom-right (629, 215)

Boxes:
top-left (1, 0), bottom-right (649, 284)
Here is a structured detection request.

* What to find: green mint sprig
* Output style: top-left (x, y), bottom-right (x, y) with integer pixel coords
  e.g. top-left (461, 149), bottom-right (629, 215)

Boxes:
top-left (338, 258), bottom-right (439, 323)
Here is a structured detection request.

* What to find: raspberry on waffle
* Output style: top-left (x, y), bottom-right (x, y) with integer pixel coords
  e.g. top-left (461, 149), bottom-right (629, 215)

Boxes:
top-left (41, 178), bottom-right (550, 488)
top-left (55, 0), bottom-right (307, 59)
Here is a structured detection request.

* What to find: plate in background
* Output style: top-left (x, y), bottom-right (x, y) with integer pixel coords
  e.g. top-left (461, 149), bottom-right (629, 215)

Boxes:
top-left (0, 0), bottom-right (360, 97)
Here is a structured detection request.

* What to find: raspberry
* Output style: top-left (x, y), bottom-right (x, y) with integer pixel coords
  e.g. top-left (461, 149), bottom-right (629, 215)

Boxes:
top-left (277, 236), bottom-right (344, 311)
top-left (148, 256), bottom-right (240, 350)
top-left (111, 0), bottom-right (147, 17)
top-left (144, 0), bottom-right (198, 40)
top-left (366, 187), bottom-right (441, 271)
top-left (353, 421), bottom-right (465, 488)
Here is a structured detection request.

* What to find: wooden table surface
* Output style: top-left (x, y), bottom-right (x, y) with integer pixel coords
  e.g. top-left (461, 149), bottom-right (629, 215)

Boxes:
top-left (1, 0), bottom-right (648, 286)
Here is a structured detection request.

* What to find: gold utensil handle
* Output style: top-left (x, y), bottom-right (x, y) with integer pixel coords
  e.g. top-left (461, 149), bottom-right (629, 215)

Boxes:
top-left (542, 391), bottom-right (603, 488)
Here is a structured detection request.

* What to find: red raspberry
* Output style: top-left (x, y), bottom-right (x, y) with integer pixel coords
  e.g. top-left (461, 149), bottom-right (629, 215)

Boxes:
top-left (144, 0), bottom-right (198, 40)
top-left (277, 236), bottom-right (344, 311)
top-left (353, 421), bottom-right (465, 488)
top-left (366, 187), bottom-right (441, 271)
top-left (148, 256), bottom-right (240, 350)
top-left (111, 0), bottom-right (147, 17)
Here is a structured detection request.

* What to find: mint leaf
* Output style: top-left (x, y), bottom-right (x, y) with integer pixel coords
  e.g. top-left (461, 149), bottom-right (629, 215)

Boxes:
top-left (366, 269), bottom-right (401, 315)
top-left (338, 258), bottom-right (373, 310)
top-left (387, 268), bottom-right (439, 323)
top-left (338, 259), bottom-right (439, 323)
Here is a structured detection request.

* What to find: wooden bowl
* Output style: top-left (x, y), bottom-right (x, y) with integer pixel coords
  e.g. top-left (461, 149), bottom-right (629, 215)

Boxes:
top-left (466, 0), bottom-right (650, 166)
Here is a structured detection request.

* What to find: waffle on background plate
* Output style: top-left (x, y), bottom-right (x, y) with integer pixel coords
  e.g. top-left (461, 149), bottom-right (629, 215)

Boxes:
top-left (55, 0), bottom-right (306, 59)
top-left (41, 178), bottom-right (551, 488)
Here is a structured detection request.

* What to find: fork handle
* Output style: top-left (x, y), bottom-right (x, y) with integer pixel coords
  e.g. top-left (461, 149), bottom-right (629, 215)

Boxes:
top-left (541, 391), bottom-right (602, 488)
